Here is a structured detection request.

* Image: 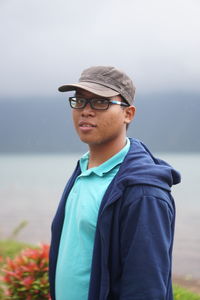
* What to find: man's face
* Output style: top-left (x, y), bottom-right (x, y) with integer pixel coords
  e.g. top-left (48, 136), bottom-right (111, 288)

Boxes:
top-left (71, 89), bottom-right (135, 149)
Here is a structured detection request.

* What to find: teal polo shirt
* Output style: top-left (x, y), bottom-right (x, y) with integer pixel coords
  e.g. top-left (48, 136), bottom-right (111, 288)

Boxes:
top-left (55, 138), bottom-right (130, 300)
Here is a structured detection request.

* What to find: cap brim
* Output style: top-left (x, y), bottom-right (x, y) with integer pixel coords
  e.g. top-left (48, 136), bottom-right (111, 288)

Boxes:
top-left (58, 81), bottom-right (119, 98)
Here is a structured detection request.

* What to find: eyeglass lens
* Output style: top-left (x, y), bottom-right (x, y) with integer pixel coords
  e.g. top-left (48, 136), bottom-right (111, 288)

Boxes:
top-left (70, 98), bottom-right (110, 110)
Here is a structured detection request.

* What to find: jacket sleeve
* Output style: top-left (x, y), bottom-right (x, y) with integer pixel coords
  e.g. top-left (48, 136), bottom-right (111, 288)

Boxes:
top-left (119, 186), bottom-right (175, 300)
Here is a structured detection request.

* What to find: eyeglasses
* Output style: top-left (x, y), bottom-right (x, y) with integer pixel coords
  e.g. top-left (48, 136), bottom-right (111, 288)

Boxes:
top-left (69, 97), bottom-right (129, 110)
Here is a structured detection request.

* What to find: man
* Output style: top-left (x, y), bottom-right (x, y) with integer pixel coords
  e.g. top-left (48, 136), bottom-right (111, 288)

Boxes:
top-left (49, 66), bottom-right (181, 300)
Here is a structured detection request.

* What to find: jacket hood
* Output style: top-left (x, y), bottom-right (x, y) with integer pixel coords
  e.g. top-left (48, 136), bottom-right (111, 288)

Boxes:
top-left (117, 138), bottom-right (181, 192)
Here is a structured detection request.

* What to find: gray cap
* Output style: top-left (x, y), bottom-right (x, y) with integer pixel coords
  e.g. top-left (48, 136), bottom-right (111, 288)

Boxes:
top-left (58, 66), bottom-right (136, 105)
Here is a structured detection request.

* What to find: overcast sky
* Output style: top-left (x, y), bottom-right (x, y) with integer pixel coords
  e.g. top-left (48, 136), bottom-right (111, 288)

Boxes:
top-left (0, 0), bottom-right (200, 99)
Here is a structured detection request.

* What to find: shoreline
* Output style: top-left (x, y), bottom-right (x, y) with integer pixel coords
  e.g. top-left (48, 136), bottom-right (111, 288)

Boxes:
top-left (173, 275), bottom-right (200, 294)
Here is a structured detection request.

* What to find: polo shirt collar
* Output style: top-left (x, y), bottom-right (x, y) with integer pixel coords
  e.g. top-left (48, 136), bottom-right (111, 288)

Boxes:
top-left (79, 138), bottom-right (130, 177)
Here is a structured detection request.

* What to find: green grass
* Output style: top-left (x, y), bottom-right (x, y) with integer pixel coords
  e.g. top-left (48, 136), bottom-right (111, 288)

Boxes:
top-left (0, 240), bottom-right (200, 300)
top-left (0, 239), bottom-right (32, 260)
top-left (173, 285), bottom-right (200, 300)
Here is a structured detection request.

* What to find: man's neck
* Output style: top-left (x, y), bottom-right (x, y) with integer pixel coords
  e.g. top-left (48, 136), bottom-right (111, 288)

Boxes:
top-left (87, 138), bottom-right (127, 169)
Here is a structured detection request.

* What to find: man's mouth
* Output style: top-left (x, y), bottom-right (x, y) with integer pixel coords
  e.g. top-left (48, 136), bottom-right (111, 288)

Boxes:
top-left (79, 122), bottom-right (96, 128)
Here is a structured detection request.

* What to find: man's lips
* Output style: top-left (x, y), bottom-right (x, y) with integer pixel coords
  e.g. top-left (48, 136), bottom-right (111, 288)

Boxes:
top-left (78, 121), bottom-right (97, 128)
top-left (78, 121), bottom-right (97, 133)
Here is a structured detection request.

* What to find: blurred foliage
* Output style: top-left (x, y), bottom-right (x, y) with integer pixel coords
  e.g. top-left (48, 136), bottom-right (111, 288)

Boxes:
top-left (173, 285), bottom-right (200, 299)
top-left (1, 244), bottom-right (50, 299)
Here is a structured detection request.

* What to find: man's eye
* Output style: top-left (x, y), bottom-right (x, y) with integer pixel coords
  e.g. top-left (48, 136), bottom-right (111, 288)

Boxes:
top-left (76, 99), bottom-right (84, 104)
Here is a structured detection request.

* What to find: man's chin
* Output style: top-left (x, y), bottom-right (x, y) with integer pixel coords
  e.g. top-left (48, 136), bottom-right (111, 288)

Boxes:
top-left (79, 136), bottom-right (101, 146)
top-left (78, 136), bottom-right (93, 143)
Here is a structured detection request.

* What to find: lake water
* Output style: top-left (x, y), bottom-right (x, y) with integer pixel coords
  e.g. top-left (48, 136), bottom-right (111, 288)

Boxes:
top-left (0, 152), bottom-right (199, 279)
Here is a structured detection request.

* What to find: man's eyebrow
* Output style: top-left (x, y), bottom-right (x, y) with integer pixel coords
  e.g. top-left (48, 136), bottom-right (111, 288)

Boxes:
top-left (75, 93), bottom-right (106, 99)
top-left (74, 91), bottom-right (84, 97)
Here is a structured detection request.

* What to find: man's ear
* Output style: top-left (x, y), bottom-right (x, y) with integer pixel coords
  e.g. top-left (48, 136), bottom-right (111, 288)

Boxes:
top-left (124, 106), bottom-right (136, 125)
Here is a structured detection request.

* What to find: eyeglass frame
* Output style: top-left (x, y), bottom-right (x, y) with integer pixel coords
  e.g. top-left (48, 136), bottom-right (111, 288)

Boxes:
top-left (68, 97), bottom-right (130, 110)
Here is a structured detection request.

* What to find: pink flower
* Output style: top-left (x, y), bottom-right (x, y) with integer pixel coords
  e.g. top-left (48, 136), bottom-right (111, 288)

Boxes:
top-left (22, 276), bottom-right (34, 287)
top-left (1, 244), bottom-right (50, 299)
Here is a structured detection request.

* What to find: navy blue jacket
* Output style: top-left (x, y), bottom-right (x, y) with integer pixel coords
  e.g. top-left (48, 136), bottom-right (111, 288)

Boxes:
top-left (49, 138), bottom-right (181, 300)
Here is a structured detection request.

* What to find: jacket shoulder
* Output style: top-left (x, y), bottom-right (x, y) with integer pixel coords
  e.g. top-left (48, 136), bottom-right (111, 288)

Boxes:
top-left (122, 184), bottom-right (175, 212)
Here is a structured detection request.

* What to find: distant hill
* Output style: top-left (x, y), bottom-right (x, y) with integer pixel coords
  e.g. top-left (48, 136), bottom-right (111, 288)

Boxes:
top-left (0, 92), bottom-right (199, 153)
